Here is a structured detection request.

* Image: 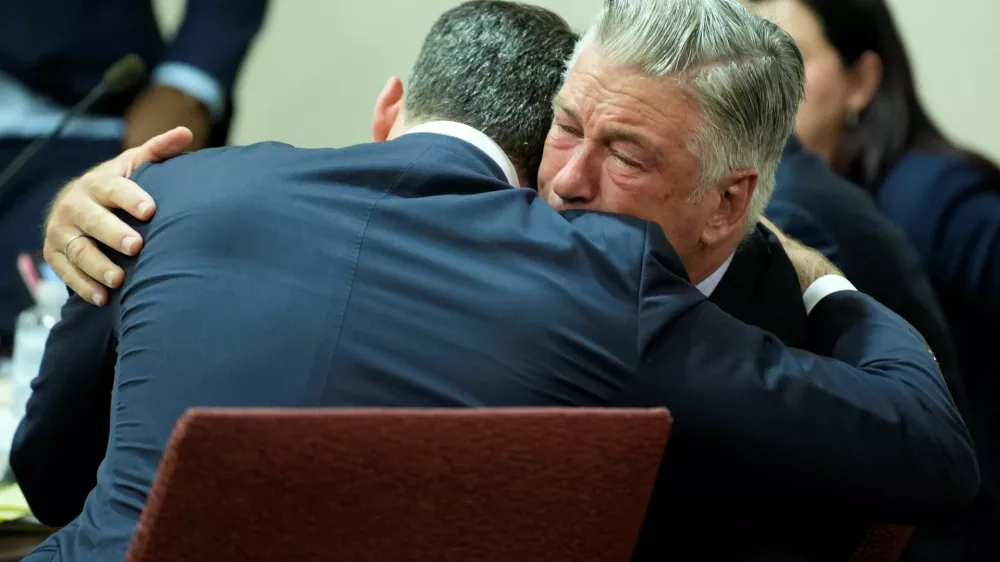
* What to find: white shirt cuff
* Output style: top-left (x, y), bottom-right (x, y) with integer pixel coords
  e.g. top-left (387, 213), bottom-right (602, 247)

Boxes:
top-left (152, 62), bottom-right (226, 121)
top-left (802, 274), bottom-right (857, 315)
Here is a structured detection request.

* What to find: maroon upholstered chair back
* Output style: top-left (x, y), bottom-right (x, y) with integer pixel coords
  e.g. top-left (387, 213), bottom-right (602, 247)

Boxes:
top-left (849, 525), bottom-right (914, 562)
top-left (126, 407), bottom-right (672, 562)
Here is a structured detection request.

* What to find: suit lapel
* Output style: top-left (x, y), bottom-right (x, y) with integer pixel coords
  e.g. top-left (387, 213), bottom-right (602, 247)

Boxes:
top-left (710, 225), bottom-right (809, 348)
top-left (709, 229), bottom-right (766, 323)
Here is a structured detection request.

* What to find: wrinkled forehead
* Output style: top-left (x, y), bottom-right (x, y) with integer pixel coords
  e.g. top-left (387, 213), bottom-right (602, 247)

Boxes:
top-left (555, 46), bottom-right (702, 152)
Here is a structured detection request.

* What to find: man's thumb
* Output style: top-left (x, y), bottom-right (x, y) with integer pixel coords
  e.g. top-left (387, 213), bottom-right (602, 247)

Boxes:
top-left (124, 127), bottom-right (194, 176)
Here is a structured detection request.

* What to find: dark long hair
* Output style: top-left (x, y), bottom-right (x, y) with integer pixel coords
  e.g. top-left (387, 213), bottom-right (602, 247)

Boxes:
top-left (801, 0), bottom-right (1000, 191)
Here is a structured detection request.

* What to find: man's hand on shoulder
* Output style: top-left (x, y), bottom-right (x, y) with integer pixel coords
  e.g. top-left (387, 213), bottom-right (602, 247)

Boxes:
top-left (44, 127), bottom-right (192, 306)
top-left (760, 216), bottom-right (845, 293)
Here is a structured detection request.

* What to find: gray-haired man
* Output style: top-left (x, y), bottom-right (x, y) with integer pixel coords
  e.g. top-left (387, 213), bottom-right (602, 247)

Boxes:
top-left (538, 1), bottom-right (943, 558)
top-left (26, 1), bottom-right (977, 561)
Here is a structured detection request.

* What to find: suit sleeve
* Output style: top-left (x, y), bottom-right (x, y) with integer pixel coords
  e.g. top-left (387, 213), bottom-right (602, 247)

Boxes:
top-left (9, 294), bottom-right (117, 527)
top-left (879, 158), bottom-right (1000, 314)
top-left (631, 224), bottom-right (979, 523)
top-left (162, 0), bottom-right (269, 93)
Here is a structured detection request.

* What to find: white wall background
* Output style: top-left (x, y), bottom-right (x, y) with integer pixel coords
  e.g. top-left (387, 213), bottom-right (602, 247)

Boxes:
top-left (154, 0), bottom-right (1000, 161)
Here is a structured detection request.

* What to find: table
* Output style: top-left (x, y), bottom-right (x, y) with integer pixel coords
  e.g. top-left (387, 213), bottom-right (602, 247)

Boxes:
top-left (0, 530), bottom-right (52, 562)
top-left (0, 367), bottom-right (53, 559)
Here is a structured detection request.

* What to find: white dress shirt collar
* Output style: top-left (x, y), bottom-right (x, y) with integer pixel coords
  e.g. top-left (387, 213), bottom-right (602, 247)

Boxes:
top-left (400, 121), bottom-right (520, 187)
top-left (695, 253), bottom-right (735, 297)
top-left (696, 253), bottom-right (859, 312)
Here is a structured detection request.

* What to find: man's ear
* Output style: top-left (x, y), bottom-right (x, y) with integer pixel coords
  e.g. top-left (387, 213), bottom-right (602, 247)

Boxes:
top-left (372, 77), bottom-right (405, 142)
top-left (700, 169), bottom-right (758, 245)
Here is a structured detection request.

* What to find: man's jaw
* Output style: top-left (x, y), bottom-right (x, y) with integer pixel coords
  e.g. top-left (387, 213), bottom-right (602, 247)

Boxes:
top-left (687, 233), bottom-right (743, 285)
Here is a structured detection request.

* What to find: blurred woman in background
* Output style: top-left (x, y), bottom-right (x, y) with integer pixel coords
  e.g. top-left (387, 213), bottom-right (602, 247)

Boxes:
top-left (749, 0), bottom-right (1000, 560)
top-left (758, 0), bottom-right (1000, 311)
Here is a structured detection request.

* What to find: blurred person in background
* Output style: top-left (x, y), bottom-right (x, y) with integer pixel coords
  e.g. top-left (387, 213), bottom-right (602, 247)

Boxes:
top-left (750, 0), bottom-right (1000, 560)
top-left (0, 0), bottom-right (269, 349)
top-left (763, 135), bottom-right (966, 424)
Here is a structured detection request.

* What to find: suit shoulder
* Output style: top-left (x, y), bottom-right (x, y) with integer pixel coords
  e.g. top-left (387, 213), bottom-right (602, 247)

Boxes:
top-left (878, 151), bottom-right (999, 238)
top-left (882, 151), bottom-right (993, 207)
top-left (773, 153), bottom-right (897, 244)
top-left (519, 209), bottom-right (688, 303)
top-left (556, 209), bottom-right (648, 239)
top-left (776, 150), bottom-right (872, 206)
top-left (888, 151), bottom-right (984, 185)
top-left (131, 142), bottom-right (308, 184)
top-left (133, 140), bottom-right (428, 184)
top-left (555, 210), bottom-right (679, 270)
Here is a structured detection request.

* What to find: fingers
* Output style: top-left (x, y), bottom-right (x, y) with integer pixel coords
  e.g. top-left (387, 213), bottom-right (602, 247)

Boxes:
top-left (39, 133), bottom-right (183, 306)
top-left (47, 221), bottom-right (126, 285)
top-left (43, 232), bottom-right (111, 307)
top-left (125, 126), bottom-right (193, 175)
top-left (59, 188), bottom-right (144, 255)
top-left (70, 127), bottom-right (187, 222)
top-left (86, 173), bottom-right (156, 225)
top-left (758, 216), bottom-right (778, 235)
top-left (66, 231), bottom-right (127, 289)
top-left (758, 216), bottom-right (791, 243)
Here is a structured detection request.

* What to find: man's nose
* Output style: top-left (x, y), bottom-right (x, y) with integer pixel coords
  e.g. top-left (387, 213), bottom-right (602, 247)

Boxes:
top-left (551, 150), bottom-right (599, 206)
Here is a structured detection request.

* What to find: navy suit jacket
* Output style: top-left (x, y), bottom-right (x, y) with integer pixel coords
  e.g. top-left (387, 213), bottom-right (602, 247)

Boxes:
top-left (648, 226), bottom-right (866, 560)
top-left (878, 152), bottom-right (1000, 320)
top-left (710, 224), bottom-right (808, 349)
top-left (877, 152), bottom-right (1000, 562)
top-left (13, 134), bottom-right (977, 562)
top-left (766, 137), bottom-right (964, 405)
top-left (766, 139), bottom-right (1000, 561)
top-left (0, 0), bottom-right (267, 118)
top-left (876, 151), bottom-right (1000, 426)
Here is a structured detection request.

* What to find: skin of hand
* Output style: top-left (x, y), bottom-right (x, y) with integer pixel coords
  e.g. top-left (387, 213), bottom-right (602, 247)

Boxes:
top-left (122, 86), bottom-right (210, 151)
top-left (759, 216), bottom-right (845, 291)
top-left (44, 127), bottom-right (193, 305)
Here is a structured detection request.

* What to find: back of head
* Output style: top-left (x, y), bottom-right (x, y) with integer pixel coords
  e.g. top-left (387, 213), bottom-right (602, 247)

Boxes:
top-left (571, 0), bottom-right (805, 227)
top-left (405, 1), bottom-right (578, 188)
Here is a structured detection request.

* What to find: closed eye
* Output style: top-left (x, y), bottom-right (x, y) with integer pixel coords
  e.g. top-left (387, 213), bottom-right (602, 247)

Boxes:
top-left (557, 123), bottom-right (582, 137)
top-left (614, 153), bottom-right (642, 169)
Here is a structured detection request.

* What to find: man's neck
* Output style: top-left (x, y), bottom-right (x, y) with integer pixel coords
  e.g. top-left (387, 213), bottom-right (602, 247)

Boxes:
top-left (687, 235), bottom-right (744, 296)
top-left (397, 120), bottom-right (520, 187)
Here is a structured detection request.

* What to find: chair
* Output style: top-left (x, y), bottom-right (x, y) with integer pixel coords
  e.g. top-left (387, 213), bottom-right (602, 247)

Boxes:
top-left (126, 407), bottom-right (672, 562)
top-left (849, 525), bottom-right (914, 562)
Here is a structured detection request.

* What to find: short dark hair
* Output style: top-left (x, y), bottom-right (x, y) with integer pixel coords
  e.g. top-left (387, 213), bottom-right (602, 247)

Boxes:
top-left (405, 1), bottom-right (578, 187)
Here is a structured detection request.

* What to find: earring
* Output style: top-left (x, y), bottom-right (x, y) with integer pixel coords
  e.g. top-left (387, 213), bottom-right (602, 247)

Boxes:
top-left (845, 111), bottom-right (860, 128)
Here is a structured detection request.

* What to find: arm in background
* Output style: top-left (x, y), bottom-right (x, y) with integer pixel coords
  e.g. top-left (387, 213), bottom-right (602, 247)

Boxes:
top-left (155, 0), bottom-right (270, 119)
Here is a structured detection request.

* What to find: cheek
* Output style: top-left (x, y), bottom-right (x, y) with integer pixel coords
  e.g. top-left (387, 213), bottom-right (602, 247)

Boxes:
top-left (629, 162), bottom-right (702, 243)
top-left (797, 60), bottom-right (848, 133)
top-left (537, 140), bottom-right (569, 195)
top-left (593, 172), bottom-right (651, 217)
top-left (653, 197), bottom-right (703, 252)
top-left (601, 178), bottom-right (685, 235)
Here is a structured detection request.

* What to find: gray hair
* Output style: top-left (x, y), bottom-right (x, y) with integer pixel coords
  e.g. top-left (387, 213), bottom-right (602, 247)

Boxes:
top-left (569, 0), bottom-right (805, 226)
top-left (405, 1), bottom-right (578, 188)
